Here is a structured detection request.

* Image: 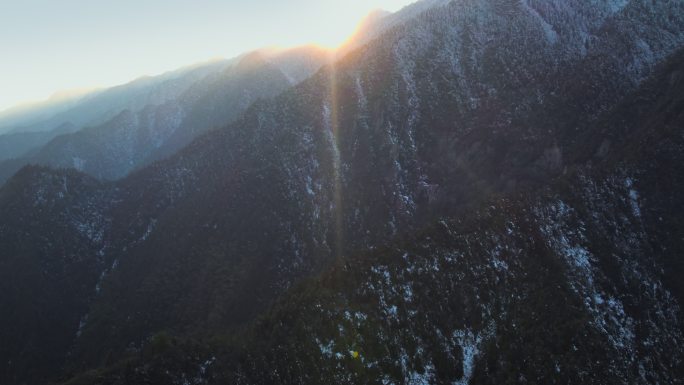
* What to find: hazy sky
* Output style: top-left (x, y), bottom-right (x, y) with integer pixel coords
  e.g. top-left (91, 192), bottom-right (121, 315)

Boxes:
top-left (0, 0), bottom-right (415, 112)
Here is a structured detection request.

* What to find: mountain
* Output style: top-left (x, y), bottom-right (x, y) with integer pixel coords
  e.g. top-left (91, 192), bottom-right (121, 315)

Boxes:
top-left (0, 47), bottom-right (331, 184)
top-left (60, 43), bottom-right (684, 385)
top-left (339, 0), bottom-right (451, 56)
top-left (0, 88), bottom-right (98, 135)
top-left (0, 59), bottom-right (232, 136)
top-left (200, 47), bottom-right (684, 385)
top-left (0, 167), bottom-right (113, 384)
top-left (0, 59), bottom-right (232, 163)
top-left (0, 123), bottom-right (76, 161)
top-left (0, 0), bottom-right (683, 384)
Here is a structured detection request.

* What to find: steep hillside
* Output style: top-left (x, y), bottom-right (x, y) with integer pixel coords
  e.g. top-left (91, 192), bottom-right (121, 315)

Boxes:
top-left (214, 47), bottom-right (684, 384)
top-left (64, 0), bottom-right (684, 377)
top-left (0, 123), bottom-right (76, 161)
top-left (59, 45), bottom-right (684, 385)
top-left (0, 167), bottom-right (114, 384)
top-left (0, 1), bottom-right (682, 384)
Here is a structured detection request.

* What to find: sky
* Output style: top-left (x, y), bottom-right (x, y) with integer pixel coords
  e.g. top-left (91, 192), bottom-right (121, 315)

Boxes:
top-left (0, 0), bottom-right (415, 112)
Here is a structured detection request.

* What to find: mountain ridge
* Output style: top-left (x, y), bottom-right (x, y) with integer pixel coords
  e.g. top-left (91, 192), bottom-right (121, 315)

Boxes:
top-left (0, 0), bottom-right (683, 383)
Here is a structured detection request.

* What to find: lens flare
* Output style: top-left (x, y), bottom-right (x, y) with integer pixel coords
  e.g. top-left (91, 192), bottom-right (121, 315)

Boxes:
top-left (322, 62), bottom-right (344, 259)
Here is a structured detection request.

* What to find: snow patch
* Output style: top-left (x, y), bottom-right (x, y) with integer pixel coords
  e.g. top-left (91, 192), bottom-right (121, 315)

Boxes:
top-left (72, 157), bottom-right (86, 171)
top-left (317, 338), bottom-right (335, 358)
top-left (141, 219), bottom-right (158, 241)
top-left (452, 323), bottom-right (495, 385)
top-left (625, 178), bottom-right (641, 218)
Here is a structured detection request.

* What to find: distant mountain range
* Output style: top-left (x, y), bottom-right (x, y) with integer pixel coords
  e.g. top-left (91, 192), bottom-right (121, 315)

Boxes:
top-left (0, 1), bottom-right (683, 384)
top-left (0, 88), bottom-right (99, 134)
top-left (0, 47), bottom-right (333, 182)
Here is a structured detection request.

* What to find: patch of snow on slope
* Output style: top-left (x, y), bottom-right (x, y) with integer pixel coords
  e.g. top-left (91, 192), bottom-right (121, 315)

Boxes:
top-left (72, 156), bottom-right (86, 171)
top-left (453, 322), bottom-right (495, 385)
top-left (407, 362), bottom-right (435, 385)
top-left (317, 338), bottom-right (335, 358)
top-left (624, 177), bottom-right (641, 218)
top-left (322, 103), bottom-right (341, 176)
top-left (75, 314), bottom-right (88, 338)
top-left (140, 219), bottom-right (157, 241)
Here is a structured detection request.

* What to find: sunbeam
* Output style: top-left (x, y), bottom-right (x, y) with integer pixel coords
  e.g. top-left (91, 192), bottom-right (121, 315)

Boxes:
top-left (323, 62), bottom-right (345, 259)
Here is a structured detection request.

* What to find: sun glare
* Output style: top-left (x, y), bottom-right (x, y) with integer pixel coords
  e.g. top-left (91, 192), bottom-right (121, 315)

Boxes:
top-left (282, 3), bottom-right (395, 50)
top-left (299, 15), bottom-right (365, 50)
